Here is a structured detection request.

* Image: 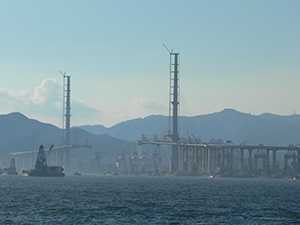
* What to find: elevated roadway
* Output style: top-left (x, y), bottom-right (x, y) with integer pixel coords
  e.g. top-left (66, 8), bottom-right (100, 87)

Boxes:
top-left (138, 140), bottom-right (300, 176)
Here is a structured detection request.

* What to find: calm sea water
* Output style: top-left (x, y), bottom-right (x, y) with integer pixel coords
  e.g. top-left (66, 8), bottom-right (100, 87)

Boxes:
top-left (0, 175), bottom-right (299, 224)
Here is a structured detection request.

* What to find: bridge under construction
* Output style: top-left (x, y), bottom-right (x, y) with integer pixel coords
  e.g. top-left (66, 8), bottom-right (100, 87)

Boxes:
top-left (3, 49), bottom-right (300, 178)
top-left (137, 46), bottom-right (300, 178)
top-left (138, 140), bottom-right (300, 177)
top-left (4, 72), bottom-right (92, 173)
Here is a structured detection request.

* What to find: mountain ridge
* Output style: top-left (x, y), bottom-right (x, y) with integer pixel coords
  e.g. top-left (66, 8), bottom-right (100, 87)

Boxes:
top-left (78, 108), bottom-right (300, 146)
top-left (0, 112), bottom-right (136, 162)
top-left (1, 109), bottom-right (300, 160)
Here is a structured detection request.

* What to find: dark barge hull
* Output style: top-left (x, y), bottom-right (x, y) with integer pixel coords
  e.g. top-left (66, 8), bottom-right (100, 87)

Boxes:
top-left (23, 145), bottom-right (65, 177)
top-left (23, 171), bottom-right (65, 177)
top-left (2, 171), bottom-right (18, 175)
top-left (22, 166), bottom-right (65, 177)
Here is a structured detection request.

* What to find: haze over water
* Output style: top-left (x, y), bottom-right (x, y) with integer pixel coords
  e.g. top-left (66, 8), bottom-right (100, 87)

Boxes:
top-left (0, 175), bottom-right (299, 224)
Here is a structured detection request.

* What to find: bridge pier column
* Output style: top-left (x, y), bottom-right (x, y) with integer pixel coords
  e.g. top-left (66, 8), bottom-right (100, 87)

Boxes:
top-left (170, 145), bottom-right (179, 173)
top-left (192, 147), bottom-right (197, 172)
top-left (249, 149), bottom-right (253, 173)
top-left (182, 147), bottom-right (185, 171)
top-left (179, 146), bottom-right (182, 171)
top-left (266, 149), bottom-right (270, 172)
top-left (201, 148), bottom-right (205, 173)
top-left (272, 150), bottom-right (277, 169)
top-left (254, 151), bottom-right (259, 171)
top-left (241, 148), bottom-right (244, 174)
top-left (204, 148), bottom-right (207, 173)
top-left (182, 148), bottom-right (185, 172)
top-left (220, 148), bottom-right (225, 173)
top-left (297, 150), bottom-right (300, 172)
top-left (198, 148), bottom-right (202, 173)
top-left (196, 147), bottom-right (200, 173)
top-left (189, 148), bottom-right (193, 172)
top-left (229, 148), bottom-right (234, 175)
top-left (207, 148), bottom-right (211, 173)
top-left (31, 153), bottom-right (34, 169)
top-left (57, 151), bottom-right (64, 168)
top-left (202, 148), bottom-right (204, 173)
top-left (189, 148), bottom-right (192, 172)
top-left (64, 149), bottom-right (70, 172)
top-left (22, 155), bottom-right (25, 170)
top-left (202, 148), bottom-right (206, 173)
top-left (293, 151), bottom-right (297, 171)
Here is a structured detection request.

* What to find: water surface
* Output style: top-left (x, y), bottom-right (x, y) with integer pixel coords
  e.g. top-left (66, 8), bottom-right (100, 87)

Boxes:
top-left (0, 175), bottom-right (299, 224)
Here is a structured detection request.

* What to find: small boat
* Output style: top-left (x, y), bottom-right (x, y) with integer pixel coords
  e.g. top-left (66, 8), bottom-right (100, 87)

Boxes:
top-left (73, 172), bottom-right (81, 176)
top-left (22, 145), bottom-right (65, 177)
top-left (103, 171), bottom-right (118, 176)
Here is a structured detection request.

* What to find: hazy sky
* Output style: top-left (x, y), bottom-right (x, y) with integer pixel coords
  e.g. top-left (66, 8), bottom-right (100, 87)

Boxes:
top-left (1, 0), bottom-right (299, 127)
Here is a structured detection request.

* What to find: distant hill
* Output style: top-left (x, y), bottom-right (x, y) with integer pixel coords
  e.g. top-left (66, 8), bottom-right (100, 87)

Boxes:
top-left (0, 112), bottom-right (136, 162)
top-left (0, 112), bottom-right (61, 153)
top-left (2, 109), bottom-right (300, 164)
top-left (79, 109), bottom-right (300, 146)
top-left (80, 115), bottom-right (169, 142)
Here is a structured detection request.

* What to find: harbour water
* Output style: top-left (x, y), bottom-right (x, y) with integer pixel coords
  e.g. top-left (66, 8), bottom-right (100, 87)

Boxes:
top-left (0, 175), bottom-right (299, 224)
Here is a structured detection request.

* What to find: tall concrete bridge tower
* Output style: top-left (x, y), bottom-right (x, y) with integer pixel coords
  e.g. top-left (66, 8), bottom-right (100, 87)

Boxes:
top-left (60, 71), bottom-right (71, 170)
top-left (164, 44), bottom-right (180, 172)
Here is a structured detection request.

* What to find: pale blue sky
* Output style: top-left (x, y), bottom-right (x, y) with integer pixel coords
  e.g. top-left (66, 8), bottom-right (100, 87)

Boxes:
top-left (1, 0), bottom-right (299, 127)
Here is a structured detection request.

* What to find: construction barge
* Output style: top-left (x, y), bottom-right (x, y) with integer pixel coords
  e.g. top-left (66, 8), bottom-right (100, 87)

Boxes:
top-left (22, 145), bottom-right (65, 177)
top-left (2, 158), bottom-right (18, 175)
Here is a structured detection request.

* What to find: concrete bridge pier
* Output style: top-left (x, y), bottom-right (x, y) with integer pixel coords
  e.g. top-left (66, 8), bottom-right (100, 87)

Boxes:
top-left (198, 148), bottom-right (202, 172)
top-left (56, 150), bottom-right (65, 168)
top-left (224, 150), bottom-right (231, 174)
top-left (64, 148), bottom-right (70, 171)
top-left (248, 149), bottom-right (253, 173)
top-left (220, 148), bottom-right (225, 173)
top-left (207, 148), bottom-right (211, 173)
top-left (182, 146), bottom-right (188, 171)
top-left (291, 151), bottom-right (297, 171)
top-left (192, 147), bottom-right (197, 172)
top-left (188, 148), bottom-right (193, 172)
top-left (272, 149), bottom-right (277, 169)
top-left (229, 148), bottom-right (234, 175)
top-left (297, 150), bottom-right (300, 172)
top-left (188, 147), bottom-right (192, 172)
top-left (170, 145), bottom-right (179, 173)
top-left (240, 148), bottom-right (244, 174)
top-left (196, 147), bottom-right (200, 172)
top-left (210, 148), bottom-right (220, 173)
top-left (201, 148), bottom-right (205, 173)
top-left (266, 149), bottom-right (270, 172)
